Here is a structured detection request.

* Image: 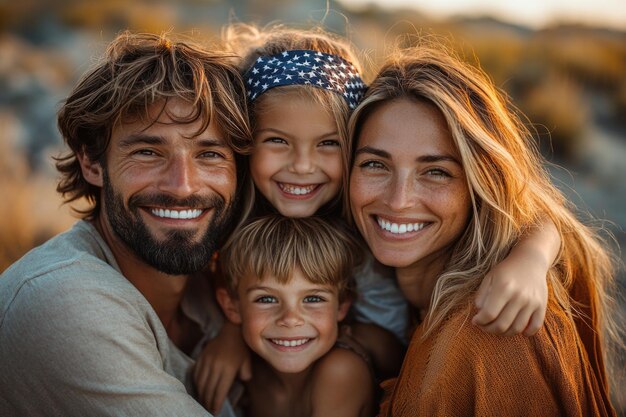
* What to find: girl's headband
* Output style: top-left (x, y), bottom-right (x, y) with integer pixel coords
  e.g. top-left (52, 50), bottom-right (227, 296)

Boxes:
top-left (244, 49), bottom-right (367, 109)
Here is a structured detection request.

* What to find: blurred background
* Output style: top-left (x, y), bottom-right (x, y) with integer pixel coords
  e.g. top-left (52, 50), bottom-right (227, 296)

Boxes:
top-left (0, 0), bottom-right (624, 411)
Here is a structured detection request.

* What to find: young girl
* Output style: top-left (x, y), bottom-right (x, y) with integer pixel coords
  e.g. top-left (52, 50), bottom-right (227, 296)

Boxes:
top-left (194, 23), bottom-right (561, 415)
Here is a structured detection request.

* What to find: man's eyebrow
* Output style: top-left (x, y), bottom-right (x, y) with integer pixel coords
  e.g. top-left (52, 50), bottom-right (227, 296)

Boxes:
top-left (196, 138), bottom-right (228, 148)
top-left (118, 134), bottom-right (164, 148)
top-left (118, 135), bottom-right (227, 148)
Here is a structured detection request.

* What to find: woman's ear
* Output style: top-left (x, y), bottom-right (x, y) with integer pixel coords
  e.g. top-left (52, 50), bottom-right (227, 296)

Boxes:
top-left (338, 298), bottom-right (352, 322)
top-left (216, 287), bottom-right (242, 325)
top-left (77, 152), bottom-right (104, 187)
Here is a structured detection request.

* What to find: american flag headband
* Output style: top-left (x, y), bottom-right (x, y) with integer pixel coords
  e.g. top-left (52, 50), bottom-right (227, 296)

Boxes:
top-left (244, 49), bottom-right (367, 109)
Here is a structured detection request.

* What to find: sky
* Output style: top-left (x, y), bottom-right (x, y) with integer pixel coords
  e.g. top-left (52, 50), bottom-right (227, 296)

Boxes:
top-left (339, 0), bottom-right (626, 30)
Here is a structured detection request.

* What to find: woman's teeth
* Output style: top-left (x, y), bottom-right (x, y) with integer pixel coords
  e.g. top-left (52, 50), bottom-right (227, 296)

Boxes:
top-left (377, 217), bottom-right (426, 234)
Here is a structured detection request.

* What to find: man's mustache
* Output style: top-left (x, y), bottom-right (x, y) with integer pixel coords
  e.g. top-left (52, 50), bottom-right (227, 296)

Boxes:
top-left (128, 193), bottom-right (225, 210)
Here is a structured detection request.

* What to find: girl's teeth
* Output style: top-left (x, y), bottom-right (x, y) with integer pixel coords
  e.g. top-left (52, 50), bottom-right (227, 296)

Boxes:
top-left (376, 217), bottom-right (426, 234)
top-left (271, 338), bottom-right (310, 347)
top-left (279, 183), bottom-right (317, 195)
top-left (151, 208), bottom-right (203, 219)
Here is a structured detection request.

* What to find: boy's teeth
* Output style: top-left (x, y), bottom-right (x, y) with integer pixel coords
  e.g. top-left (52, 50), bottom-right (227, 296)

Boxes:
top-left (279, 183), bottom-right (317, 195)
top-left (271, 338), bottom-right (310, 347)
top-left (376, 217), bottom-right (426, 235)
top-left (151, 208), bottom-right (203, 219)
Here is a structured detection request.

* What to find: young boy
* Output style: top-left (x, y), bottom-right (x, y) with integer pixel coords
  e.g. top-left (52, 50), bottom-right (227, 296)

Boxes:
top-left (216, 215), bottom-right (378, 417)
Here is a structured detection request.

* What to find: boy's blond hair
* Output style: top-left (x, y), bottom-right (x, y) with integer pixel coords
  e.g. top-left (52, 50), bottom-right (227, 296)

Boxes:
top-left (221, 215), bottom-right (362, 301)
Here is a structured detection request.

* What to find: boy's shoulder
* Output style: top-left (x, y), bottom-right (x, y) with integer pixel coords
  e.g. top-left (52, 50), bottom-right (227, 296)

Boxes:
top-left (310, 347), bottom-right (375, 417)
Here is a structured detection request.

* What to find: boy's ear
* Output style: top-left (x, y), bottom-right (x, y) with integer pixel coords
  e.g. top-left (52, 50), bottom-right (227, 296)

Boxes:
top-left (216, 287), bottom-right (242, 325)
top-left (77, 151), bottom-right (104, 187)
top-left (337, 298), bottom-right (352, 322)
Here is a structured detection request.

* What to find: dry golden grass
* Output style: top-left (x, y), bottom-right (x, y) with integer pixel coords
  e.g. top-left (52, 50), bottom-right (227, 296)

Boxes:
top-left (0, 113), bottom-right (77, 273)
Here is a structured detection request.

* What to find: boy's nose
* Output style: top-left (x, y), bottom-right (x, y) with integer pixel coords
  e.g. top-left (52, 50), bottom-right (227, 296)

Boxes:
top-left (277, 306), bottom-right (305, 327)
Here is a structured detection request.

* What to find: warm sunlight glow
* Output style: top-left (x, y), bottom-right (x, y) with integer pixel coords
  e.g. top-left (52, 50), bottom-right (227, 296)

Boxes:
top-left (338, 0), bottom-right (626, 30)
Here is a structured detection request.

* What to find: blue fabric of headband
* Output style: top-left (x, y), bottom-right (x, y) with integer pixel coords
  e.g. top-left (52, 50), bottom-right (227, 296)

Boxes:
top-left (244, 49), bottom-right (367, 109)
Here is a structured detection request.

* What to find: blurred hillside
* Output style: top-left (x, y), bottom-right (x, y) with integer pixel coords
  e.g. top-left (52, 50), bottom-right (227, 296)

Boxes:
top-left (0, 0), bottom-right (625, 412)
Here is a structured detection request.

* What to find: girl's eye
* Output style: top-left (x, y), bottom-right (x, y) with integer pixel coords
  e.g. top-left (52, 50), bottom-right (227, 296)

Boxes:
top-left (264, 137), bottom-right (287, 145)
top-left (255, 295), bottom-right (277, 304)
top-left (303, 295), bottom-right (325, 303)
top-left (359, 160), bottom-right (386, 170)
top-left (318, 139), bottom-right (340, 147)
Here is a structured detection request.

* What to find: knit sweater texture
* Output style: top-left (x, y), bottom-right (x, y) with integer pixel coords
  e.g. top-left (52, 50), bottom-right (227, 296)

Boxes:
top-left (378, 298), bottom-right (616, 417)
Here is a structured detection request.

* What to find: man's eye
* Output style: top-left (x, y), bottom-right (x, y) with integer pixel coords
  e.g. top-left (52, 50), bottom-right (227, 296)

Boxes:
top-left (134, 149), bottom-right (157, 157)
top-left (200, 151), bottom-right (224, 159)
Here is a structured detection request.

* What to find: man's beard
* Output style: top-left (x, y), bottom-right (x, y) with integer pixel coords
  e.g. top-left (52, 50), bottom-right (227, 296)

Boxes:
top-left (102, 169), bottom-right (236, 275)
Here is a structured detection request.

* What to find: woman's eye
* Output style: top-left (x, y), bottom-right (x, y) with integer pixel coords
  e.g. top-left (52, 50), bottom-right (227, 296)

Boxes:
top-left (318, 139), bottom-right (340, 147)
top-left (303, 295), bottom-right (325, 303)
top-left (255, 296), bottom-right (277, 304)
top-left (425, 168), bottom-right (451, 178)
top-left (359, 160), bottom-right (386, 170)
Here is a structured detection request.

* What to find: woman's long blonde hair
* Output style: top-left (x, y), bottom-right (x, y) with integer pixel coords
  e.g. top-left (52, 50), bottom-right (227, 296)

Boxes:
top-left (349, 41), bottom-right (623, 390)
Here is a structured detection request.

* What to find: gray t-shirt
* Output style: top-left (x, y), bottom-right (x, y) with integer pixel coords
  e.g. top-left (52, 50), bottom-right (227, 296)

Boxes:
top-left (0, 221), bottom-right (232, 417)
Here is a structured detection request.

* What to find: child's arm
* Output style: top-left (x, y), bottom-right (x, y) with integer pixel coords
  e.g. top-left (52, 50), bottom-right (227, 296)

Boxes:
top-left (472, 218), bottom-right (561, 336)
top-left (193, 321), bottom-right (252, 414)
top-left (347, 322), bottom-right (405, 380)
top-left (311, 347), bottom-right (376, 417)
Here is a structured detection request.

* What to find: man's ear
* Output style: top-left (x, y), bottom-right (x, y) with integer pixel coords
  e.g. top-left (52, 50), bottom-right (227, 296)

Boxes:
top-left (338, 298), bottom-right (352, 322)
top-left (216, 287), bottom-right (242, 325)
top-left (77, 152), bottom-right (104, 187)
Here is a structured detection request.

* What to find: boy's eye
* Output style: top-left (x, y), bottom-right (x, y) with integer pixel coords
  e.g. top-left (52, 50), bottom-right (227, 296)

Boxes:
top-left (318, 139), bottom-right (340, 147)
top-left (255, 295), bottom-right (277, 304)
top-left (303, 295), bottom-right (325, 303)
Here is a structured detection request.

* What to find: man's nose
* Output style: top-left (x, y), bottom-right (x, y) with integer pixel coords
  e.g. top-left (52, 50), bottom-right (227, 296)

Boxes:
top-left (158, 155), bottom-right (201, 198)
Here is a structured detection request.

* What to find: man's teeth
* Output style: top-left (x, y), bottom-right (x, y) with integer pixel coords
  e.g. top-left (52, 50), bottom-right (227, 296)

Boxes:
top-left (279, 183), bottom-right (317, 195)
top-left (377, 217), bottom-right (426, 234)
top-left (151, 208), bottom-right (203, 220)
top-left (271, 338), bottom-right (310, 347)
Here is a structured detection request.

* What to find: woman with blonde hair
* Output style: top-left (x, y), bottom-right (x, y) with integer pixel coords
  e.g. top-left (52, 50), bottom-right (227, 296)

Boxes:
top-left (349, 42), bottom-right (621, 416)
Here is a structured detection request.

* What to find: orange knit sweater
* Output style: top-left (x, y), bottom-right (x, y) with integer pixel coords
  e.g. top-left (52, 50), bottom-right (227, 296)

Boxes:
top-left (378, 300), bottom-right (616, 417)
